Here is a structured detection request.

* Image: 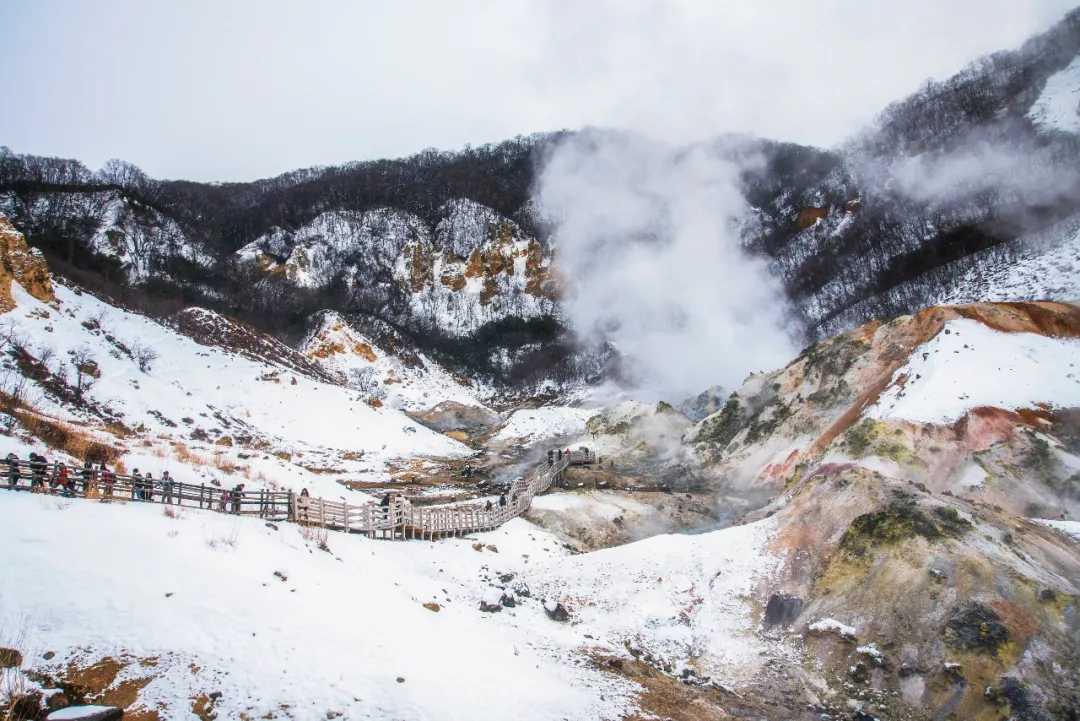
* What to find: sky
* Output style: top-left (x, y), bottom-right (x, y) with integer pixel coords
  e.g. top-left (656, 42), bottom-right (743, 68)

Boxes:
top-left (1, 0), bottom-right (1075, 182)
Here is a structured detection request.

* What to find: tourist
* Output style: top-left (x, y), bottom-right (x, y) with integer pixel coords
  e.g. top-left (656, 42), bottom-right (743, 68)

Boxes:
top-left (297, 488), bottom-right (311, 523)
top-left (30, 453), bottom-right (47, 491)
top-left (55, 464), bottom-right (71, 496)
top-left (4, 453), bottom-right (18, 488)
top-left (101, 464), bottom-right (114, 498)
top-left (161, 470), bottom-right (174, 504)
top-left (81, 459), bottom-right (96, 496)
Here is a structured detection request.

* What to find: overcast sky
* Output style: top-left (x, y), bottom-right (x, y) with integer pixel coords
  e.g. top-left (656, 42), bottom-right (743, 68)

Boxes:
top-left (1, 1), bottom-right (1074, 182)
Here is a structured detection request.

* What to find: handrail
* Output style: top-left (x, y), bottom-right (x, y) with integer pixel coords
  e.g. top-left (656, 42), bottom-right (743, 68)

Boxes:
top-left (1, 447), bottom-right (592, 540)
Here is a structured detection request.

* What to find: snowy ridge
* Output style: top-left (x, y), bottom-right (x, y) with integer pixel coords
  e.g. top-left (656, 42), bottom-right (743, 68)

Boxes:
top-left (870, 318), bottom-right (1080, 423)
top-left (1028, 54), bottom-right (1080, 134)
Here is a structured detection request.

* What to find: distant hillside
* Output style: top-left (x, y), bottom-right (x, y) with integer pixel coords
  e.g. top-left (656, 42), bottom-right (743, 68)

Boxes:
top-left (4, 9), bottom-right (1080, 389)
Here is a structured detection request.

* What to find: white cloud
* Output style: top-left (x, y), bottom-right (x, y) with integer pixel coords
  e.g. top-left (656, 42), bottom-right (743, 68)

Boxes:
top-left (0, 0), bottom-right (1073, 180)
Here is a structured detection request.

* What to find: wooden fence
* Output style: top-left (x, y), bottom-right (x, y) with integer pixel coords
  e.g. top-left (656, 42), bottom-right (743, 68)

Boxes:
top-left (1, 448), bottom-right (593, 540)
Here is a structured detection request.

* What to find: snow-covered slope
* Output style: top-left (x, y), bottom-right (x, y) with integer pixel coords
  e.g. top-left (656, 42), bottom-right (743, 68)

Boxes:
top-left (1, 281), bottom-right (469, 495)
top-left (1, 190), bottom-right (212, 282)
top-left (300, 310), bottom-right (492, 411)
top-left (0, 494), bottom-right (635, 721)
top-left (1028, 54), bottom-right (1080, 134)
top-left (870, 317), bottom-right (1080, 423)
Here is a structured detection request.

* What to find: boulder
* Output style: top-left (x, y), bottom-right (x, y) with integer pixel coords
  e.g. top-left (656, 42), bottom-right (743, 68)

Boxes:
top-left (543, 599), bottom-right (569, 622)
top-left (762, 593), bottom-right (803, 629)
top-left (479, 589), bottom-right (503, 613)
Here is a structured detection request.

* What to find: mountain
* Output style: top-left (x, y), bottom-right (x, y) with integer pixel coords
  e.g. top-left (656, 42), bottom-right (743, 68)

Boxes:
top-left (4, 283), bottom-right (1077, 719)
top-left (4, 10), bottom-right (1080, 394)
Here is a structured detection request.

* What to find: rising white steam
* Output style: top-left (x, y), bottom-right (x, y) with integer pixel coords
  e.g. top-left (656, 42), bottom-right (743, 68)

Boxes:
top-left (537, 130), bottom-right (797, 401)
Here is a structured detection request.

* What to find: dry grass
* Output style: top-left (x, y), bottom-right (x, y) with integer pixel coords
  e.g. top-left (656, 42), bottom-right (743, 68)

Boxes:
top-left (9, 406), bottom-right (122, 464)
top-left (299, 523), bottom-right (330, 552)
top-left (205, 528), bottom-right (239, 550)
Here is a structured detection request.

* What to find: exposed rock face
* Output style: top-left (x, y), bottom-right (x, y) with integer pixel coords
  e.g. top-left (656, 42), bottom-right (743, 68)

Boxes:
top-left (172, 306), bottom-right (337, 383)
top-left (236, 199), bottom-right (557, 337)
top-left (0, 213), bottom-right (53, 311)
top-left (674, 300), bottom-right (1080, 720)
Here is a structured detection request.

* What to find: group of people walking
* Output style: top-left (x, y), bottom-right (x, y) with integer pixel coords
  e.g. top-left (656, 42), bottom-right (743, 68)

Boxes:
top-left (4, 453), bottom-right (119, 498)
top-left (0, 452), bottom-right (250, 513)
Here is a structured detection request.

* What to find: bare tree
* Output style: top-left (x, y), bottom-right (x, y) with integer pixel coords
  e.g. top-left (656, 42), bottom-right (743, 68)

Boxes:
top-left (347, 367), bottom-right (384, 399)
top-left (132, 342), bottom-right (158, 373)
top-left (68, 346), bottom-right (98, 401)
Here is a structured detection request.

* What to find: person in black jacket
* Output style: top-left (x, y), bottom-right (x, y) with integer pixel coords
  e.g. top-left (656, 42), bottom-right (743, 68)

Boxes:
top-left (81, 460), bottom-right (95, 495)
top-left (30, 453), bottom-right (47, 491)
top-left (4, 453), bottom-right (18, 488)
top-left (161, 471), bottom-right (174, 504)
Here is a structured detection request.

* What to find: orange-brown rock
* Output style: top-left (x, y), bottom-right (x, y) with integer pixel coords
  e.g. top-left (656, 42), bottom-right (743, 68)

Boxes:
top-left (795, 206), bottom-right (828, 229)
top-left (0, 214), bottom-right (54, 312)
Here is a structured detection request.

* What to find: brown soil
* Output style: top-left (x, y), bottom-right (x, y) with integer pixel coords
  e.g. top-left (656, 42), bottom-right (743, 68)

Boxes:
top-left (795, 206), bottom-right (829, 229)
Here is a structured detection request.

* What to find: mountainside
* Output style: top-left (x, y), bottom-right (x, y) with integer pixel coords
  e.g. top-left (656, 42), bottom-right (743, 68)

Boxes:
top-left (5, 10), bottom-right (1080, 391)
top-left (4, 292), bottom-right (1078, 720)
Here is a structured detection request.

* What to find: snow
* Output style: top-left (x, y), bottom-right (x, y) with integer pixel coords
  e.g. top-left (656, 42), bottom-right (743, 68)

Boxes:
top-left (856, 643), bottom-right (884, 664)
top-left (870, 318), bottom-right (1080, 424)
top-left (1, 489), bottom-right (790, 718)
top-left (1, 282), bottom-right (469, 495)
top-left (493, 406), bottom-right (596, 444)
top-left (935, 219), bottom-right (1080, 305)
top-left (1028, 55), bottom-right (1080, 134)
top-left (1033, 518), bottom-right (1080, 540)
top-left (300, 311), bottom-right (491, 411)
top-left (807, 618), bottom-right (857, 639)
top-left (235, 202), bottom-right (556, 338)
top-left (47, 706), bottom-right (119, 720)
top-left (530, 516), bottom-right (783, 684)
top-left (0, 493), bottom-right (636, 721)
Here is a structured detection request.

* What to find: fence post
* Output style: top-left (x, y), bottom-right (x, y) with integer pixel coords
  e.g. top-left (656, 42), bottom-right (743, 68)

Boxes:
top-left (287, 490), bottom-right (295, 522)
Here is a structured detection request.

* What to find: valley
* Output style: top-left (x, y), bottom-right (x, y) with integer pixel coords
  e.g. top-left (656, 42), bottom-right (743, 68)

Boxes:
top-left (3, 6), bottom-right (1080, 720)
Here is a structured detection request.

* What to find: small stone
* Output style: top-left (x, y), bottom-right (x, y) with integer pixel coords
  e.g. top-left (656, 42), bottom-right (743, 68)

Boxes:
top-left (422, 602), bottom-right (441, 613)
top-left (543, 599), bottom-right (570, 622)
top-left (396, 677), bottom-right (405, 684)
top-left (43, 650), bottom-right (55, 660)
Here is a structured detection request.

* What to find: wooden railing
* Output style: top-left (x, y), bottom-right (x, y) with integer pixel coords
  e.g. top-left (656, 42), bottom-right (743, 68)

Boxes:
top-left (1, 448), bottom-right (593, 540)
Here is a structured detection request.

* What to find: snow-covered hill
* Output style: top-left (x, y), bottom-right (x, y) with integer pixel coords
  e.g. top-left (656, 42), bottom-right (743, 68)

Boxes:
top-left (1, 271), bottom-right (470, 497)
top-left (300, 310), bottom-right (492, 411)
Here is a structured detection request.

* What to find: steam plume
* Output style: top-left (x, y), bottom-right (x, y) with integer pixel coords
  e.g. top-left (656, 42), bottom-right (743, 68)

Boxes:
top-left (537, 130), bottom-right (797, 401)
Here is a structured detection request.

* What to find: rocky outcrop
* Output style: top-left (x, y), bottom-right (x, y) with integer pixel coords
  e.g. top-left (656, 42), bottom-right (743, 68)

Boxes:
top-left (0, 213), bottom-right (53, 311)
top-left (673, 300), bottom-right (1080, 720)
top-left (235, 200), bottom-right (557, 338)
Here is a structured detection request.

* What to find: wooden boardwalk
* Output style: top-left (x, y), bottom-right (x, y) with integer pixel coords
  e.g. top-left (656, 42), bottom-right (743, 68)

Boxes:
top-left (1, 449), bottom-right (594, 540)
